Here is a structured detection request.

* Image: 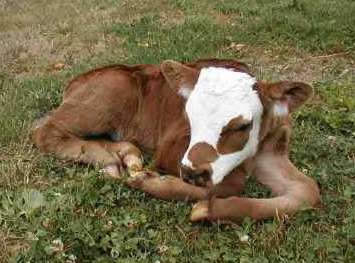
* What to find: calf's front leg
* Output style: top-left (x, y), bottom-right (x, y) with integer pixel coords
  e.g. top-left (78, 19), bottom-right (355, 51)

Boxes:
top-left (126, 152), bottom-right (247, 202)
top-left (125, 129), bottom-right (209, 201)
top-left (127, 172), bottom-right (208, 201)
top-left (190, 154), bottom-right (321, 222)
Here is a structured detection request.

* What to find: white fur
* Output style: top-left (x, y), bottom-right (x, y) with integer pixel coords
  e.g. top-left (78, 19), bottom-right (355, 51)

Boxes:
top-left (178, 86), bottom-right (192, 99)
top-left (273, 102), bottom-right (289, 116)
top-left (181, 67), bottom-right (263, 184)
top-left (181, 157), bottom-right (193, 168)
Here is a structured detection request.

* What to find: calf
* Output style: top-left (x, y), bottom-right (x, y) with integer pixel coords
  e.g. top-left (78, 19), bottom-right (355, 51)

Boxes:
top-left (32, 59), bottom-right (320, 222)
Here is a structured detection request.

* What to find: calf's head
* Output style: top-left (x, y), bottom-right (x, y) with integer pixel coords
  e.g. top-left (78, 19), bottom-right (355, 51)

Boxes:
top-left (161, 60), bottom-right (312, 186)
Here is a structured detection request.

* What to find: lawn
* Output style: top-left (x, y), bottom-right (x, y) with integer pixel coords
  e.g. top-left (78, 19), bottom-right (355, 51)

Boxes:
top-left (0, 0), bottom-right (354, 262)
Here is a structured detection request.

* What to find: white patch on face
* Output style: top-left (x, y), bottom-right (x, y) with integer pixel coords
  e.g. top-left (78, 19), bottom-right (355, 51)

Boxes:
top-left (181, 156), bottom-right (193, 168)
top-left (178, 86), bottom-right (192, 99)
top-left (181, 67), bottom-right (263, 185)
top-left (273, 102), bottom-right (289, 116)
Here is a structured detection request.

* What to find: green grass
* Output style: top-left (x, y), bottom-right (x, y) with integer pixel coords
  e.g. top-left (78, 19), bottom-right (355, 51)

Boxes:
top-left (109, 0), bottom-right (355, 64)
top-left (0, 0), bottom-right (354, 262)
top-left (172, 0), bottom-right (355, 54)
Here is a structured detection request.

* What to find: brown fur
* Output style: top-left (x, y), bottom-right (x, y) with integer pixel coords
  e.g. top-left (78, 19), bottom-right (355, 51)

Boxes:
top-left (191, 125), bottom-right (321, 222)
top-left (188, 142), bottom-right (218, 166)
top-left (32, 58), bottom-right (320, 223)
top-left (217, 116), bottom-right (252, 154)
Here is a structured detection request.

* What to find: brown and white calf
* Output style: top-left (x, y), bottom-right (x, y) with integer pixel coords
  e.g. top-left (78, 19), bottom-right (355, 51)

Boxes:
top-left (32, 59), bottom-right (321, 222)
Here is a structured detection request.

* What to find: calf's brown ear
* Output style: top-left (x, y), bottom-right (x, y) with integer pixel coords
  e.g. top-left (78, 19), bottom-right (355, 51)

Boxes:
top-left (261, 81), bottom-right (313, 115)
top-left (161, 60), bottom-right (199, 99)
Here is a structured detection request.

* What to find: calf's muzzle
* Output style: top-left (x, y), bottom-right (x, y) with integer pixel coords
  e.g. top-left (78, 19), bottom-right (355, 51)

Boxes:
top-left (180, 164), bottom-right (211, 187)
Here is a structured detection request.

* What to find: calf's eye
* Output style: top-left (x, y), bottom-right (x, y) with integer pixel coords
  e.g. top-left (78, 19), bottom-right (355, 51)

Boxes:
top-left (236, 122), bottom-right (252, 132)
top-left (221, 121), bottom-right (252, 136)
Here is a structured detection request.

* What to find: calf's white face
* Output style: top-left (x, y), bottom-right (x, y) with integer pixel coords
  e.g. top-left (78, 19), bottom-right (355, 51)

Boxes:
top-left (181, 67), bottom-right (263, 184)
top-left (161, 60), bottom-right (312, 186)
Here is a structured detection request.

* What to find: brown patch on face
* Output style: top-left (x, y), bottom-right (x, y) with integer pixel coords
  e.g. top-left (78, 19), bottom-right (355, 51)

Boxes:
top-left (217, 116), bottom-right (252, 155)
top-left (188, 142), bottom-right (218, 166)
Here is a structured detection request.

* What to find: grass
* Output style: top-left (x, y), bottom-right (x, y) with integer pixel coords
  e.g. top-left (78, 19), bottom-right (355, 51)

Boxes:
top-left (0, 0), bottom-right (354, 262)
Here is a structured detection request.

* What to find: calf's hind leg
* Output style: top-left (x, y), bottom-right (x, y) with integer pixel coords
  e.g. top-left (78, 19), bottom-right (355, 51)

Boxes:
top-left (190, 127), bottom-right (321, 222)
top-left (190, 156), bottom-right (321, 222)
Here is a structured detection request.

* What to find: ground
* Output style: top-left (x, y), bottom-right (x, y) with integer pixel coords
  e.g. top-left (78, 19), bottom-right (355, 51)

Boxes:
top-left (0, 0), bottom-right (354, 262)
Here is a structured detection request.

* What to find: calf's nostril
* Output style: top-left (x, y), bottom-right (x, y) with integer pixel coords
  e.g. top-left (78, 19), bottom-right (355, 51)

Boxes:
top-left (194, 170), bottom-right (211, 187)
top-left (180, 165), bottom-right (198, 183)
top-left (180, 165), bottom-right (194, 179)
top-left (180, 164), bottom-right (211, 186)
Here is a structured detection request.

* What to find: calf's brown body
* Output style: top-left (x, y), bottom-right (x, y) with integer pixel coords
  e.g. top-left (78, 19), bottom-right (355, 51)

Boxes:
top-left (32, 59), bottom-right (320, 222)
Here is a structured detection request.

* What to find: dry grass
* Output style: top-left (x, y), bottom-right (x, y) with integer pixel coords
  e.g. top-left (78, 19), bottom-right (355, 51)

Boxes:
top-left (0, 0), bottom-right (126, 78)
top-left (1, 0), bottom-right (353, 81)
top-left (0, 0), bottom-right (189, 79)
top-left (0, 230), bottom-right (30, 263)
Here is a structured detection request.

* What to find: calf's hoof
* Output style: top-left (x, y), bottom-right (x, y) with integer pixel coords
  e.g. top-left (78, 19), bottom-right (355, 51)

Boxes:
top-left (101, 164), bottom-right (122, 179)
top-left (190, 201), bottom-right (209, 222)
top-left (126, 171), bottom-right (159, 188)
